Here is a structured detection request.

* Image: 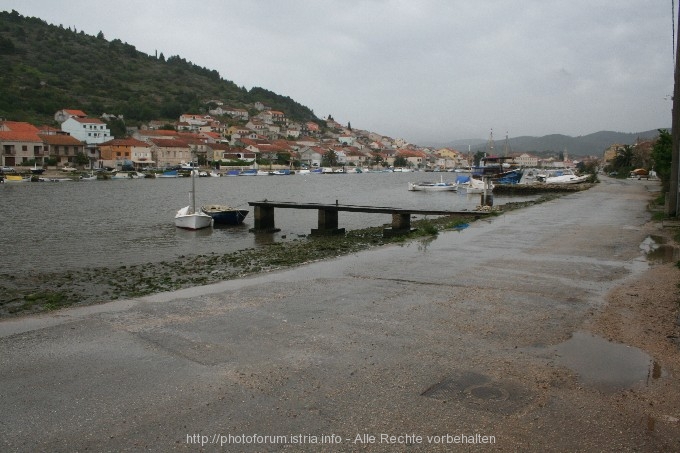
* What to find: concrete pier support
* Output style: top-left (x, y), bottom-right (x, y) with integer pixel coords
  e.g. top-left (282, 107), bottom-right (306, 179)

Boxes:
top-left (311, 209), bottom-right (345, 236)
top-left (249, 205), bottom-right (280, 233)
top-left (383, 213), bottom-right (412, 237)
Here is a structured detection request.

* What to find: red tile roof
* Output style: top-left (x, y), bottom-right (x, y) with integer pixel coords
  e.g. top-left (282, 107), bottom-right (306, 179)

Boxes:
top-left (0, 131), bottom-right (42, 142)
top-left (149, 138), bottom-right (189, 148)
top-left (0, 121), bottom-right (40, 132)
top-left (71, 117), bottom-right (106, 125)
top-left (63, 109), bottom-right (87, 117)
top-left (38, 134), bottom-right (85, 145)
top-left (100, 138), bottom-right (150, 147)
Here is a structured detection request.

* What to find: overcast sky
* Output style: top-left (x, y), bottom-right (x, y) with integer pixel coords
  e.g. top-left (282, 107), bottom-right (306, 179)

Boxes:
top-left (3, 0), bottom-right (675, 144)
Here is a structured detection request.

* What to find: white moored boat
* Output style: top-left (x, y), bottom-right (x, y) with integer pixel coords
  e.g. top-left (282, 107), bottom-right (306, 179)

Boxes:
top-left (408, 175), bottom-right (457, 192)
top-left (175, 171), bottom-right (212, 230)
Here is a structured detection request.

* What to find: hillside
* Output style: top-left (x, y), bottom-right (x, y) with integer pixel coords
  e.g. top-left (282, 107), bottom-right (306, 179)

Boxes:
top-left (0, 10), bottom-right (319, 126)
top-left (440, 129), bottom-right (666, 157)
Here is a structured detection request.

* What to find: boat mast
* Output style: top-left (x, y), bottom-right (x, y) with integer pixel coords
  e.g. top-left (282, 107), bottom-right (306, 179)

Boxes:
top-left (190, 170), bottom-right (196, 214)
top-left (486, 128), bottom-right (495, 156)
top-left (190, 146), bottom-right (197, 214)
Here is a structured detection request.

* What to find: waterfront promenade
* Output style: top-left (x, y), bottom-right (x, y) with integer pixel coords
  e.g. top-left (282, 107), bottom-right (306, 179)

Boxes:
top-left (1, 177), bottom-right (678, 452)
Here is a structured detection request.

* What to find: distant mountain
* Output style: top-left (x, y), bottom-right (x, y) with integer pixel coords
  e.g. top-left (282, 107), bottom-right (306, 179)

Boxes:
top-left (429, 129), bottom-right (667, 157)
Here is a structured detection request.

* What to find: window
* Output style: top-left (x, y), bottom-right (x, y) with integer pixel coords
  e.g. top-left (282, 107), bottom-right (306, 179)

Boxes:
top-left (22, 145), bottom-right (27, 151)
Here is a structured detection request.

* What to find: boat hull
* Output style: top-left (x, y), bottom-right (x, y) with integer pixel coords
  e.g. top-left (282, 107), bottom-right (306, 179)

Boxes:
top-left (3, 175), bottom-right (30, 183)
top-left (408, 182), bottom-right (457, 192)
top-left (201, 205), bottom-right (249, 225)
top-left (175, 206), bottom-right (213, 230)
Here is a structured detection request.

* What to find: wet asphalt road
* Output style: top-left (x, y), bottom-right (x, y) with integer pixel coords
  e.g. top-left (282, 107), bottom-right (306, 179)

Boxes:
top-left (0, 177), bottom-right (666, 452)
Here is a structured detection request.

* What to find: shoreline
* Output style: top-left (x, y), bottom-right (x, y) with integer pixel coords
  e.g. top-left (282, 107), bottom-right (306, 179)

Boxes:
top-left (0, 192), bottom-right (571, 318)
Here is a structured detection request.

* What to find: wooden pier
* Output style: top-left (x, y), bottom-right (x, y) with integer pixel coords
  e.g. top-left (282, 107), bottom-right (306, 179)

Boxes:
top-left (248, 200), bottom-right (489, 237)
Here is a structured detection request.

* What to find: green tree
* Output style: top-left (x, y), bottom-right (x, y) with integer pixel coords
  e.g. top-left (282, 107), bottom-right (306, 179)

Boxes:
top-left (321, 150), bottom-right (338, 167)
top-left (74, 152), bottom-right (89, 166)
top-left (613, 145), bottom-right (634, 169)
top-left (651, 129), bottom-right (672, 192)
top-left (105, 117), bottom-right (127, 138)
top-left (473, 151), bottom-right (485, 167)
top-left (393, 156), bottom-right (408, 167)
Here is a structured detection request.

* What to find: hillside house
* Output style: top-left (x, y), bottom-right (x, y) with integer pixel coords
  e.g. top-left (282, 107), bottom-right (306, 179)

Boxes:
top-left (134, 129), bottom-right (180, 142)
top-left (54, 109), bottom-right (87, 124)
top-left (39, 134), bottom-right (87, 167)
top-left (179, 114), bottom-right (212, 127)
top-left (298, 147), bottom-right (323, 167)
top-left (61, 117), bottom-right (112, 146)
top-left (338, 135), bottom-right (355, 146)
top-left (0, 130), bottom-right (43, 167)
top-left (99, 138), bottom-right (153, 169)
top-left (149, 139), bottom-right (192, 168)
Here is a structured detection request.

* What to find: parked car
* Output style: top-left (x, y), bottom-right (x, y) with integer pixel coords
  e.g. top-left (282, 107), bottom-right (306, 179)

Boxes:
top-left (61, 165), bottom-right (77, 172)
top-left (1, 166), bottom-right (15, 173)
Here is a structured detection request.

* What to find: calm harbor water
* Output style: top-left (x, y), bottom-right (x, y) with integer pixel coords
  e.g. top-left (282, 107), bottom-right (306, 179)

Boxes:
top-left (1, 172), bottom-right (538, 274)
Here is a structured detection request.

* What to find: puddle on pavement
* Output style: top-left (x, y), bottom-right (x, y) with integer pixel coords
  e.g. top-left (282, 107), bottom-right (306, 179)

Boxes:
top-left (639, 235), bottom-right (680, 264)
top-left (553, 331), bottom-right (658, 393)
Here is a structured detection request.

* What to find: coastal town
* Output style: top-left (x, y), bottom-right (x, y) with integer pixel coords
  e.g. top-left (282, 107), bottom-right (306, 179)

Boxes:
top-left (0, 101), bottom-right (627, 175)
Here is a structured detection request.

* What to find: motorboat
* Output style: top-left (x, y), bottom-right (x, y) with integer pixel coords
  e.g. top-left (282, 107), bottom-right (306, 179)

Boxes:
top-left (201, 205), bottom-right (249, 225)
top-left (457, 175), bottom-right (493, 194)
top-left (2, 174), bottom-right (30, 183)
top-left (537, 169), bottom-right (588, 184)
top-left (408, 175), bottom-right (457, 192)
top-left (158, 170), bottom-right (179, 178)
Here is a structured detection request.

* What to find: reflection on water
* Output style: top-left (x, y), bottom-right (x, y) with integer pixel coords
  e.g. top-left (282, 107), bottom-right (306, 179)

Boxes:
top-left (1, 173), bottom-right (539, 274)
top-left (640, 235), bottom-right (680, 264)
top-left (553, 331), bottom-right (654, 392)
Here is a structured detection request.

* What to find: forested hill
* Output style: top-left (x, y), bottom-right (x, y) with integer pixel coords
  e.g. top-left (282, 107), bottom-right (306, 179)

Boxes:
top-left (0, 10), bottom-right (319, 125)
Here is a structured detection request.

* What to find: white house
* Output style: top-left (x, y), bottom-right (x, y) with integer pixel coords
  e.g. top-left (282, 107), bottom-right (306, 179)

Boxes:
top-left (514, 153), bottom-right (539, 167)
top-left (60, 117), bottom-right (112, 145)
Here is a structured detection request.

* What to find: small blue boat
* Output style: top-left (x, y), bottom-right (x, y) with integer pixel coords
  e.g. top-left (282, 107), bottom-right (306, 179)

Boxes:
top-left (239, 169), bottom-right (258, 176)
top-left (225, 169), bottom-right (241, 176)
top-left (200, 205), bottom-right (249, 225)
top-left (158, 170), bottom-right (179, 178)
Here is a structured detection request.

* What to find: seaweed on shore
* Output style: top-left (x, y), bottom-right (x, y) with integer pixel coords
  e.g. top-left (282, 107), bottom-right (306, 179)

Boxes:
top-left (0, 193), bottom-right (568, 317)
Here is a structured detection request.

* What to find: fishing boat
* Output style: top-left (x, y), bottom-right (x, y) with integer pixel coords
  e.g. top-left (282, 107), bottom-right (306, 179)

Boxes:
top-left (225, 169), bottom-right (241, 176)
top-left (80, 172), bottom-right (97, 181)
top-left (239, 169), bottom-right (258, 176)
top-left (408, 175), bottom-right (457, 192)
top-left (201, 205), bottom-right (249, 225)
top-left (175, 171), bottom-right (212, 230)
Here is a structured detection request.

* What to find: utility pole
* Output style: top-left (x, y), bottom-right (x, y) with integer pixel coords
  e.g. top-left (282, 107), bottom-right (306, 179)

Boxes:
top-left (670, 3), bottom-right (680, 216)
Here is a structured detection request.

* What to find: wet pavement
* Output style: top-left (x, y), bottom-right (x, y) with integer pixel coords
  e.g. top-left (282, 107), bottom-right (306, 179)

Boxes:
top-left (0, 177), bottom-right (676, 452)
